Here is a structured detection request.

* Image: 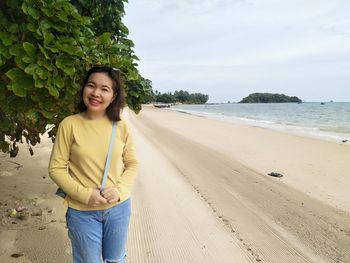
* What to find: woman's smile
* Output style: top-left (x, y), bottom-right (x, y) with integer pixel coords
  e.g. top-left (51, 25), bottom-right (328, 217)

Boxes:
top-left (88, 97), bottom-right (102, 107)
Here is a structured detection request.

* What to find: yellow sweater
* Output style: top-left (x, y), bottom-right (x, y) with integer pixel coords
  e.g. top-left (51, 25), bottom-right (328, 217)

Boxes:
top-left (48, 114), bottom-right (139, 211)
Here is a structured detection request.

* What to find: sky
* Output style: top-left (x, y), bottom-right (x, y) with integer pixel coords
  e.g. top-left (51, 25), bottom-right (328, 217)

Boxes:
top-left (123, 0), bottom-right (350, 103)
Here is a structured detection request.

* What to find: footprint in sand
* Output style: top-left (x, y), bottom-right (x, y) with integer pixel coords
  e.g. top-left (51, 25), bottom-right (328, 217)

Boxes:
top-left (0, 160), bottom-right (23, 177)
top-left (0, 171), bottom-right (14, 177)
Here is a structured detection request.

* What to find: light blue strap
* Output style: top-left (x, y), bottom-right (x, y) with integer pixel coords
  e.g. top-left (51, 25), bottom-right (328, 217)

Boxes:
top-left (100, 121), bottom-right (117, 192)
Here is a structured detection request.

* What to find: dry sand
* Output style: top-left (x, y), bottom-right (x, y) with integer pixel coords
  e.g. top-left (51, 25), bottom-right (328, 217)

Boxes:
top-left (0, 138), bottom-right (71, 263)
top-left (0, 105), bottom-right (349, 262)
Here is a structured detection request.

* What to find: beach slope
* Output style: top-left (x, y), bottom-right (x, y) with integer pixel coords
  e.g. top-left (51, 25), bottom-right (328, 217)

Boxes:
top-left (0, 106), bottom-right (349, 262)
top-left (127, 106), bottom-right (350, 263)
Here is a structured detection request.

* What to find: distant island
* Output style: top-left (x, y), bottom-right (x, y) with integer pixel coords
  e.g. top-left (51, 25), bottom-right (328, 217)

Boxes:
top-left (240, 93), bottom-right (302, 103)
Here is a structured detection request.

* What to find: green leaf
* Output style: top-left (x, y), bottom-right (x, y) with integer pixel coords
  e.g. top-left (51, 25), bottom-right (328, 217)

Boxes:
top-left (23, 42), bottom-right (37, 56)
top-left (63, 67), bottom-right (75, 75)
top-left (53, 75), bottom-right (64, 88)
top-left (27, 7), bottom-right (40, 20)
top-left (41, 110), bottom-right (55, 119)
top-left (27, 22), bottom-right (37, 32)
top-left (57, 12), bottom-right (68, 22)
top-left (38, 44), bottom-right (50, 59)
top-left (61, 44), bottom-right (83, 56)
top-left (35, 66), bottom-right (49, 79)
top-left (6, 68), bottom-right (34, 97)
top-left (99, 32), bottom-right (112, 44)
top-left (127, 71), bottom-right (138, 81)
top-left (43, 31), bottom-right (54, 45)
top-left (0, 43), bottom-right (10, 58)
top-left (9, 44), bottom-right (21, 56)
top-left (21, 1), bottom-right (28, 14)
top-left (40, 19), bottom-right (51, 31)
top-left (46, 45), bottom-right (59, 53)
top-left (22, 56), bottom-right (35, 63)
top-left (36, 27), bottom-right (42, 36)
top-left (42, 61), bottom-right (54, 71)
top-left (51, 23), bottom-right (65, 32)
top-left (129, 90), bottom-right (139, 98)
top-left (47, 85), bottom-right (59, 97)
top-left (0, 32), bottom-right (13, 46)
top-left (8, 24), bottom-right (19, 33)
top-left (14, 56), bottom-right (27, 69)
top-left (41, 7), bottom-right (55, 17)
top-left (6, 68), bottom-right (24, 81)
top-left (24, 64), bottom-right (38, 75)
top-left (33, 74), bottom-right (44, 88)
top-left (55, 54), bottom-right (75, 75)
top-left (7, 83), bottom-right (25, 97)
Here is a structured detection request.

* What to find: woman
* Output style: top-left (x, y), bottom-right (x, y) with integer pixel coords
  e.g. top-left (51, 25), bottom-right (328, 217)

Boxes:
top-left (49, 66), bottom-right (139, 263)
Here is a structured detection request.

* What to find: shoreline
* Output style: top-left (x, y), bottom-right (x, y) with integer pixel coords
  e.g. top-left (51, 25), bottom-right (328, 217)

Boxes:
top-left (139, 105), bottom-right (350, 213)
top-left (167, 103), bottom-right (350, 144)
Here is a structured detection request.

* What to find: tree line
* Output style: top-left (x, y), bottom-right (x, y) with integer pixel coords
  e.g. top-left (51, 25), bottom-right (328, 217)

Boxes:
top-left (143, 89), bottom-right (209, 104)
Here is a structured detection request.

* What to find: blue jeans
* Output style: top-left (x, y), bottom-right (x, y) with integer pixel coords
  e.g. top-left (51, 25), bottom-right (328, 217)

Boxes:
top-left (66, 199), bottom-right (131, 263)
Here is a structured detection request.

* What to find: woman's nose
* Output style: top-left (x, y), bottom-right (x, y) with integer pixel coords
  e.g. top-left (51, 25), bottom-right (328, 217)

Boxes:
top-left (91, 88), bottom-right (100, 97)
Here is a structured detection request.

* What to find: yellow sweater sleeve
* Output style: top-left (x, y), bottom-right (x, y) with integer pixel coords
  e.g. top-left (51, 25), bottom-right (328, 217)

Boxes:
top-left (48, 119), bottom-right (93, 205)
top-left (114, 121), bottom-right (139, 202)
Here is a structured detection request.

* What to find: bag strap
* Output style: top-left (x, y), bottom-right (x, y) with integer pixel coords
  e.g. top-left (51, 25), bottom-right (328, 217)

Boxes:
top-left (100, 121), bottom-right (117, 192)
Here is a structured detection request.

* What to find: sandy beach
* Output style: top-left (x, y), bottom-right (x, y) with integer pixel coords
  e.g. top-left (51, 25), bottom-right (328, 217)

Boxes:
top-left (1, 105), bottom-right (349, 262)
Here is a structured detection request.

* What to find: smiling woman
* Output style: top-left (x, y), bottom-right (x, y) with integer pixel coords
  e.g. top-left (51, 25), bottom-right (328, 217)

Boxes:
top-left (48, 66), bottom-right (139, 263)
top-left (77, 66), bottom-right (126, 121)
top-left (82, 73), bottom-right (115, 119)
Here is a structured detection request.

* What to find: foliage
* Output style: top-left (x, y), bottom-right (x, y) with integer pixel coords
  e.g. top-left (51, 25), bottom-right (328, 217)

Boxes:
top-left (0, 0), bottom-right (152, 156)
top-left (188, 93), bottom-right (209, 104)
top-left (144, 89), bottom-right (209, 104)
top-left (240, 93), bottom-right (302, 103)
top-left (156, 92), bottom-right (175, 104)
top-left (141, 85), bottom-right (156, 104)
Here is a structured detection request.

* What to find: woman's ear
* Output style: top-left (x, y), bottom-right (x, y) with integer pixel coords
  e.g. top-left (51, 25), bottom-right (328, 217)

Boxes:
top-left (111, 93), bottom-right (117, 103)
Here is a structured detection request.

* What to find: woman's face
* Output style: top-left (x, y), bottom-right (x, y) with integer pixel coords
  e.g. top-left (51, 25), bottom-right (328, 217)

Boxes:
top-left (82, 72), bottom-right (116, 116)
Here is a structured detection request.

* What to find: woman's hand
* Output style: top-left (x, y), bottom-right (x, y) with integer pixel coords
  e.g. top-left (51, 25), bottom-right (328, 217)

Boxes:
top-left (88, 188), bottom-right (107, 207)
top-left (100, 187), bottom-right (120, 203)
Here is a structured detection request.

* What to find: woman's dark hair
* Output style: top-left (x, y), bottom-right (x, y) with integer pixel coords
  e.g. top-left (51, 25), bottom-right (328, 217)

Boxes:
top-left (77, 66), bottom-right (125, 121)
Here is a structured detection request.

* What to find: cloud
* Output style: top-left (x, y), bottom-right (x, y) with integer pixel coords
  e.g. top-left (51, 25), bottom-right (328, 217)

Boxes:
top-left (124, 0), bottom-right (350, 102)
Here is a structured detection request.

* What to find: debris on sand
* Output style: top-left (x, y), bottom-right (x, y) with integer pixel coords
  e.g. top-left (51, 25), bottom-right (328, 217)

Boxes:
top-left (16, 206), bottom-right (27, 212)
top-left (11, 253), bottom-right (24, 258)
top-left (8, 209), bottom-right (17, 218)
top-left (268, 172), bottom-right (283, 178)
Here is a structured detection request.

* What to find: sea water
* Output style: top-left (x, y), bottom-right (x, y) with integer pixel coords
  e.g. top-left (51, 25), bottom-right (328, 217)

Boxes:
top-left (169, 102), bottom-right (350, 142)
